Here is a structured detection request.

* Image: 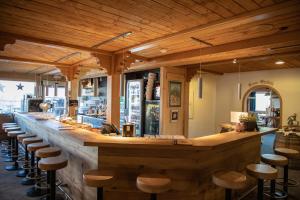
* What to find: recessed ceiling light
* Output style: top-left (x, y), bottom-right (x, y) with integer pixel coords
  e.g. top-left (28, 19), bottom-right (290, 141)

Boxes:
top-left (160, 48), bottom-right (168, 53)
top-left (233, 59), bottom-right (237, 64)
top-left (275, 60), bottom-right (285, 65)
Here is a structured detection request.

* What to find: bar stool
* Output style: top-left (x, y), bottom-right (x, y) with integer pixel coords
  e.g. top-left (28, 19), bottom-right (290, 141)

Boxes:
top-left (136, 173), bottom-right (171, 200)
top-left (3, 126), bottom-right (21, 162)
top-left (274, 147), bottom-right (300, 194)
top-left (21, 137), bottom-right (43, 185)
top-left (16, 133), bottom-right (37, 177)
top-left (5, 130), bottom-right (25, 171)
top-left (83, 169), bottom-right (116, 200)
top-left (38, 155), bottom-right (68, 200)
top-left (26, 142), bottom-right (50, 197)
top-left (261, 154), bottom-right (288, 198)
top-left (212, 170), bottom-right (247, 200)
top-left (246, 164), bottom-right (278, 200)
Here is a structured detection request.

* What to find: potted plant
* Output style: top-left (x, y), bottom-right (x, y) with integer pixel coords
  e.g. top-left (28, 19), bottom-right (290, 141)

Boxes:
top-left (239, 114), bottom-right (258, 131)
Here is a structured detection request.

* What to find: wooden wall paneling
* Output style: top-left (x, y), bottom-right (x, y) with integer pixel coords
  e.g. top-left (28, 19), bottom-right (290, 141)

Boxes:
top-left (96, 136), bottom-right (261, 200)
top-left (160, 67), bottom-right (187, 136)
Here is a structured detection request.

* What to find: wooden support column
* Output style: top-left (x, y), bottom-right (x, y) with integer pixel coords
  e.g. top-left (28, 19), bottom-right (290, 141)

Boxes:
top-left (70, 79), bottom-right (78, 99)
top-left (106, 55), bottom-right (121, 128)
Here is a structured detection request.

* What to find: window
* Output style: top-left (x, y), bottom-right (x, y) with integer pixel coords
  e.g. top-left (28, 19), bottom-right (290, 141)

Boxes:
top-left (0, 80), bottom-right (35, 113)
top-left (255, 93), bottom-right (270, 112)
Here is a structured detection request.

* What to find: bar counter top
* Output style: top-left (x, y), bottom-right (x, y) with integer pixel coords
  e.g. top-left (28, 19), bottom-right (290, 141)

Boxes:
top-left (15, 112), bottom-right (276, 150)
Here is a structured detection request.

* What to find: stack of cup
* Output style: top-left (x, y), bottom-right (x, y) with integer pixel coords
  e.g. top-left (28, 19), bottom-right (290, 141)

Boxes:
top-left (145, 73), bottom-right (156, 100)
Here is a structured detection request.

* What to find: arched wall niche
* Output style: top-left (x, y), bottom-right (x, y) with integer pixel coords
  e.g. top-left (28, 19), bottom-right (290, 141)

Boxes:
top-left (242, 84), bottom-right (282, 128)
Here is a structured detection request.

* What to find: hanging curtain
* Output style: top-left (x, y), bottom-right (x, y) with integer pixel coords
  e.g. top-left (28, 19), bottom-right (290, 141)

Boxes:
top-left (249, 92), bottom-right (256, 111)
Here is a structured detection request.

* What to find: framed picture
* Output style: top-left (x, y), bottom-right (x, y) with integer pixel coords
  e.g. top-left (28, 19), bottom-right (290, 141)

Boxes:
top-left (170, 110), bottom-right (179, 123)
top-left (169, 81), bottom-right (181, 107)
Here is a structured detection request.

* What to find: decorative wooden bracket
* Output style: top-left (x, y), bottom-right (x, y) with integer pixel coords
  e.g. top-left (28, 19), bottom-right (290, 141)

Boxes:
top-left (92, 53), bottom-right (112, 75)
top-left (0, 35), bottom-right (16, 51)
top-left (115, 51), bottom-right (150, 72)
top-left (186, 67), bottom-right (199, 82)
top-left (57, 66), bottom-right (78, 81)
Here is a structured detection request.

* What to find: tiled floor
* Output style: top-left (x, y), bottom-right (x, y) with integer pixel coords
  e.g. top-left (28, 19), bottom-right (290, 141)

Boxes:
top-left (0, 134), bottom-right (300, 200)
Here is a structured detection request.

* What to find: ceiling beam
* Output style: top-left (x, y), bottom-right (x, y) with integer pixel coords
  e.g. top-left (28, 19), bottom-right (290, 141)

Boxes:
top-left (203, 50), bottom-right (300, 67)
top-left (115, 0), bottom-right (299, 54)
top-left (0, 32), bottom-right (113, 56)
top-left (0, 55), bottom-right (71, 67)
top-left (130, 30), bottom-right (300, 69)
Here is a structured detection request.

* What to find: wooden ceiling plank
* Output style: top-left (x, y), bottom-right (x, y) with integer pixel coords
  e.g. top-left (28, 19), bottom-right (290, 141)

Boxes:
top-left (35, 0), bottom-right (171, 37)
top-left (215, 0), bottom-right (247, 14)
top-left (115, 0), bottom-right (299, 54)
top-left (199, 0), bottom-right (235, 18)
top-left (233, 0), bottom-right (261, 11)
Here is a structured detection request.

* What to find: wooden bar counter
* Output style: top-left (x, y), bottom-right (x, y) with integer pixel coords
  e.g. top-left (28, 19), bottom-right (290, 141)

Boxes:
top-left (14, 112), bottom-right (276, 200)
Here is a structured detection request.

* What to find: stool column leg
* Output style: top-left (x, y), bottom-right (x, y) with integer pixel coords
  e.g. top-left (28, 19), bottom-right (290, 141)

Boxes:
top-left (225, 189), bottom-right (232, 200)
top-left (24, 145), bottom-right (29, 174)
top-left (46, 171), bottom-right (50, 200)
top-left (150, 193), bottom-right (157, 200)
top-left (270, 180), bottom-right (275, 199)
top-left (257, 179), bottom-right (264, 200)
top-left (283, 165), bottom-right (288, 194)
top-left (13, 138), bottom-right (19, 168)
top-left (97, 187), bottom-right (103, 200)
top-left (30, 152), bottom-right (35, 176)
top-left (49, 170), bottom-right (56, 200)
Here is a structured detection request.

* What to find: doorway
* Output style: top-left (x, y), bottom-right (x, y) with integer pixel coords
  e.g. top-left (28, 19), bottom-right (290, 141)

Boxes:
top-left (243, 85), bottom-right (282, 128)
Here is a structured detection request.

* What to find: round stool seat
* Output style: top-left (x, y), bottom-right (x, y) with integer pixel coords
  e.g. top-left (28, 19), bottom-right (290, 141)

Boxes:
top-left (212, 170), bottom-right (247, 190)
top-left (137, 173), bottom-right (171, 194)
top-left (5, 126), bottom-right (21, 132)
top-left (2, 122), bottom-right (17, 126)
top-left (246, 164), bottom-right (278, 180)
top-left (2, 124), bottom-right (17, 128)
top-left (261, 154), bottom-right (288, 166)
top-left (7, 131), bottom-right (25, 137)
top-left (274, 148), bottom-right (299, 159)
top-left (27, 142), bottom-right (50, 152)
top-left (17, 133), bottom-right (36, 142)
top-left (36, 147), bottom-right (61, 158)
top-left (38, 156), bottom-right (68, 171)
top-left (83, 169), bottom-right (116, 188)
top-left (22, 137), bottom-right (43, 145)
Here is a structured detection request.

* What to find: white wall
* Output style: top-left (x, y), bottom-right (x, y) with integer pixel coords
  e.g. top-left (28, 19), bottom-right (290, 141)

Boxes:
top-left (215, 68), bottom-right (300, 129)
top-left (188, 74), bottom-right (217, 138)
top-left (188, 68), bottom-right (300, 138)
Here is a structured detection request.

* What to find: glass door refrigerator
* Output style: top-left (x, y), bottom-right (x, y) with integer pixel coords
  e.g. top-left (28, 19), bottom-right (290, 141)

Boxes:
top-left (127, 79), bottom-right (144, 136)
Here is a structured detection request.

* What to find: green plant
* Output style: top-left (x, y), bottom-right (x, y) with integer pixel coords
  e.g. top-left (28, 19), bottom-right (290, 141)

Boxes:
top-left (239, 113), bottom-right (257, 123)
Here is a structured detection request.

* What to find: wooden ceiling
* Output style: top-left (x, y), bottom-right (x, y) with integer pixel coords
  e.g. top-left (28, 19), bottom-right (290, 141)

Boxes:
top-left (0, 0), bottom-right (299, 78)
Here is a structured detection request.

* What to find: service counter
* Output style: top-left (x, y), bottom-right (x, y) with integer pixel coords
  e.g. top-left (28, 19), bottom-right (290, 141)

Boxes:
top-left (14, 112), bottom-right (276, 200)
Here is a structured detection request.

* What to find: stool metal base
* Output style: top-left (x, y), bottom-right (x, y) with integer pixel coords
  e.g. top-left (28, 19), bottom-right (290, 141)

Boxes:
top-left (3, 158), bottom-right (14, 162)
top-left (21, 177), bottom-right (35, 185)
top-left (276, 178), bottom-right (299, 187)
top-left (5, 165), bottom-right (20, 171)
top-left (26, 187), bottom-right (47, 197)
top-left (16, 169), bottom-right (27, 177)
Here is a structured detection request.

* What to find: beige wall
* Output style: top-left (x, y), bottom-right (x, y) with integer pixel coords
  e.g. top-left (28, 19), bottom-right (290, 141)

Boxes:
top-left (188, 74), bottom-right (217, 138)
top-left (188, 68), bottom-right (300, 138)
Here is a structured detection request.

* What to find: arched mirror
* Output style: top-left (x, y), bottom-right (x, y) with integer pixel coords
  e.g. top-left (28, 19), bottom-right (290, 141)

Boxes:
top-left (243, 85), bottom-right (282, 128)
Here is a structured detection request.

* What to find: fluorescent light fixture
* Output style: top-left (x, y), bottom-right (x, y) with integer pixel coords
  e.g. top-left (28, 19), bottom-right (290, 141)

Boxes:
top-left (130, 44), bottom-right (156, 53)
top-left (275, 60), bottom-right (285, 65)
